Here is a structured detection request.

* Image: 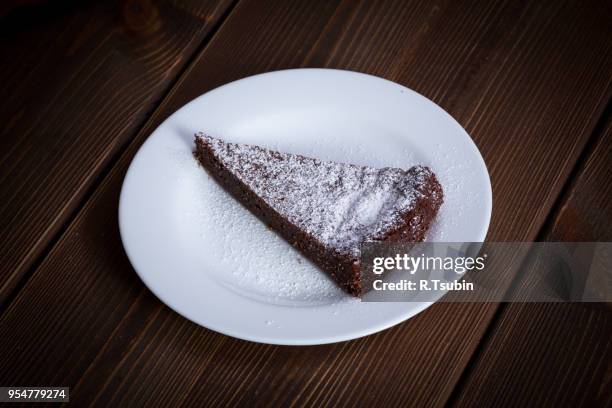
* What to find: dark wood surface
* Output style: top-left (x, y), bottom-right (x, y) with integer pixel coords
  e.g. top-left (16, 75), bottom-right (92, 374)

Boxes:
top-left (452, 118), bottom-right (612, 408)
top-left (1, 0), bottom-right (610, 406)
top-left (0, 0), bottom-right (235, 303)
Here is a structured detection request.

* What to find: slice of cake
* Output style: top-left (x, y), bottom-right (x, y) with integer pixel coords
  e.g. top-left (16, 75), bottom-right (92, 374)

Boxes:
top-left (194, 133), bottom-right (443, 296)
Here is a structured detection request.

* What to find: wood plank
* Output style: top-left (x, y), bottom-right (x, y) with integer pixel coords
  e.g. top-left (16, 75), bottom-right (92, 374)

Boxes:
top-left (0, 0), bottom-right (611, 406)
top-left (452, 117), bottom-right (612, 407)
top-left (0, 0), bottom-right (235, 303)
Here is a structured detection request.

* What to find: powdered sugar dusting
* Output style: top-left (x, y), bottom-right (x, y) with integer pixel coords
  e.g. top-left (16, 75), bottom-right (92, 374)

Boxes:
top-left (174, 148), bottom-right (345, 303)
top-left (197, 133), bottom-right (438, 258)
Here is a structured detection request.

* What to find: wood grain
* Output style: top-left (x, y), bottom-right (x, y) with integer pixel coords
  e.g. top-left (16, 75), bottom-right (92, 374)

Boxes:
top-left (452, 117), bottom-right (612, 408)
top-left (0, 0), bottom-right (610, 406)
top-left (0, 0), bottom-right (235, 303)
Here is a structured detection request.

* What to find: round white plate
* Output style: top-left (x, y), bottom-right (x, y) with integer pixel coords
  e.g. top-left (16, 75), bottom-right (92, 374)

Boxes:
top-left (119, 69), bottom-right (492, 345)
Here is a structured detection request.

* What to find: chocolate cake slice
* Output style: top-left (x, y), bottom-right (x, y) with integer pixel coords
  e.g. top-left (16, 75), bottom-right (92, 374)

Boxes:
top-left (194, 133), bottom-right (443, 296)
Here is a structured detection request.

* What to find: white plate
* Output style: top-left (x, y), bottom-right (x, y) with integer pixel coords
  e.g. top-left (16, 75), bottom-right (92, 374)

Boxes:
top-left (119, 69), bottom-right (492, 345)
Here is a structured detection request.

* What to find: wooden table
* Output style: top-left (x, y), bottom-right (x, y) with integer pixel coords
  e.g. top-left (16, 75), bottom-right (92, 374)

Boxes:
top-left (1, 0), bottom-right (610, 406)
